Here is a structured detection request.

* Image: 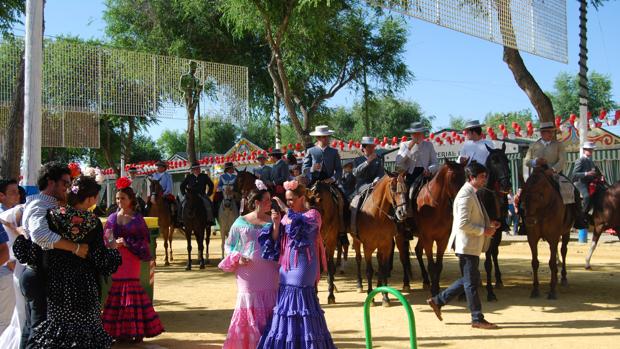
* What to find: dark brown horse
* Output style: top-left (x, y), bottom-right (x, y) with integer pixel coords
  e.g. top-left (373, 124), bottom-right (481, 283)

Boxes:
top-left (521, 166), bottom-right (574, 299)
top-left (147, 178), bottom-right (176, 266)
top-left (477, 144), bottom-right (512, 301)
top-left (181, 185), bottom-right (210, 270)
top-left (352, 173), bottom-right (410, 306)
top-left (585, 180), bottom-right (620, 269)
top-left (235, 170), bottom-right (258, 214)
top-left (413, 161), bottom-right (466, 296)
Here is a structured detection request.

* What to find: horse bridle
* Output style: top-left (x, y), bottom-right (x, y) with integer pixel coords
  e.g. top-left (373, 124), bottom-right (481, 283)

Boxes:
top-left (369, 177), bottom-right (407, 223)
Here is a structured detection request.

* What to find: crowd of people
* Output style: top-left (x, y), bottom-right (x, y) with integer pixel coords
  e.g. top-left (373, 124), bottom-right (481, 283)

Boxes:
top-left (0, 117), bottom-right (604, 348)
top-left (0, 163), bottom-right (163, 349)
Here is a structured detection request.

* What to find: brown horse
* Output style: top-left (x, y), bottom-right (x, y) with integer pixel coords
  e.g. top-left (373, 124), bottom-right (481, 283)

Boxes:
top-left (413, 161), bottom-right (466, 296)
top-left (585, 180), bottom-right (620, 269)
top-left (521, 166), bottom-right (574, 299)
top-left (307, 181), bottom-right (343, 304)
top-left (352, 173), bottom-right (409, 306)
top-left (147, 178), bottom-right (176, 266)
top-left (235, 170), bottom-right (258, 214)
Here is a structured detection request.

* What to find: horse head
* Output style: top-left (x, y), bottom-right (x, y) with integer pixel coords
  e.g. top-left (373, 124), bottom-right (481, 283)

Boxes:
top-left (306, 181), bottom-right (331, 215)
top-left (235, 170), bottom-right (257, 198)
top-left (485, 143), bottom-right (512, 193)
top-left (522, 165), bottom-right (555, 218)
top-left (386, 171), bottom-right (410, 222)
top-left (222, 185), bottom-right (236, 210)
top-left (148, 177), bottom-right (163, 197)
top-left (443, 160), bottom-right (466, 198)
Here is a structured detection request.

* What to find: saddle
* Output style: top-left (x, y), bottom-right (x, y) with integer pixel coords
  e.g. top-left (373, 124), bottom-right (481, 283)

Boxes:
top-left (349, 182), bottom-right (377, 238)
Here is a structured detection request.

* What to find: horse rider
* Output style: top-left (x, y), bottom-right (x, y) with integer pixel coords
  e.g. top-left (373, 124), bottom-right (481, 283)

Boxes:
top-left (253, 153), bottom-right (274, 189)
top-left (522, 121), bottom-right (586, 228)
top-left (150, 160), bottom-right (177, 220)
top-left (396, 121), bottom-right (438, 191)
top-left (572, 141), bottom-right (602, 223)
top-left (270, 149), bottom-right (289, 196)
top-left (128, 167), bottom-right (148, 211)
top-left (181, 161), bottom-right (215, 224)
top-left (458, 119), bottom-right (495, 166)
top-left (215, 162), bottom-right (238, 211)
top-left (350, 136), bottom-right (386, 235)
top-left (339, 159), bottom-right (356, 201)
top-left (303, 125), bottom-right (346, 233)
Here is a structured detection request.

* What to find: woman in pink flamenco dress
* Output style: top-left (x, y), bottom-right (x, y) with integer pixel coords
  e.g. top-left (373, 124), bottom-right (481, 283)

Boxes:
top-left (102, 179), bottom-right (164, 342)
top-left (218, 182), bottom-right (279, 349)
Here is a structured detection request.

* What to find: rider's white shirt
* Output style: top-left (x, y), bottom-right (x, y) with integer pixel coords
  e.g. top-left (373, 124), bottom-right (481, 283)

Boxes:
top-left (459, 139), bottom-right (495, 165)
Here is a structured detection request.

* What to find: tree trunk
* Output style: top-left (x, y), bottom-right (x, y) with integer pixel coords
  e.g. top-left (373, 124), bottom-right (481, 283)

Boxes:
top-left (274, 85), bottom-right (282, 149)
top-left (186, 106), bottom-right (197, 165)
top-left (496, 0), bottom-right (554, 123)
top-left (126, 116), bottom-right (135, 162)
top-left (1, 55), bottom-right (25, 180)
top-left (102, 117), bottom-right (119, 176)
top-left (578, 0), bottom-right (589, 153)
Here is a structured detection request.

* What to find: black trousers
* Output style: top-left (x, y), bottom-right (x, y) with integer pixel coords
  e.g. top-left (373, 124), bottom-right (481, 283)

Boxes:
top-left (19, 267), bottom-right (48, 349)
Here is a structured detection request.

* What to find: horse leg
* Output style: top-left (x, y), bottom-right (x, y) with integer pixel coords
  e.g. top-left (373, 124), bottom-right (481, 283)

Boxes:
top-left (378, 251), bottom-right (391, 307)
top-left (354, 240), bottom-right (363, 293)
top-left (528, 235), bottom-right (540, 298)
top-left (547, 240), bottom-right (559, 299)
top-left (185, 228), bottom-right (192, 271)
top-left (221, 226), bottom-right (226, 260)
top-left (163, 227), bottom-right (170, 266)
top-left (435, 238), bottom-right (448, 299)
top-left (168, 226), bottom-right (174, 262)
top-left (327, 254), bottom-right (336, 305)
top-left (387, 239), bottom-right (395, 278)
top-left (484, 251), bottom-right (496, 301)
top-left (364, 245), bottom-right (375, 305)
top-left (396, 234), bottom-right (412, 292)
top-left (197, 226), bottom-right (206, 269)
top-left (424, 242), bottom-right (438, 296)
top-left (414, 239), bottom-right (430, 288)
top-left (204, 226), bottom-right (211, 264)
top-left (585, 231), bottom-right (600, 270)
top-left (492, 233), bottom-right (504, 288)
top-left (560, 232), bottom-right (569, 285)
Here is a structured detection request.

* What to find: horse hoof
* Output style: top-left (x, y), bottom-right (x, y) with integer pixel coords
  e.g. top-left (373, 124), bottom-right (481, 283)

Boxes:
top-left (369, 300), bottom-right (376, 307)
top-left (199, 263), bottom-right (206, 270)
top-left (487, 294), bottom-right (498, 302)
top-left (547, 293), bottom-right (557, 300)
top-left (530, 289), bottom-right (540, 298)
top-left (495, 281), bottom-right (504, 289)
top-left (327, 297), bottom-right (336, 305)
top-left (339, 269), bottom-right (345, 275)
top-left (382, 300), bottom-right (391, 308)
top-left (185, 265), bottom-right (192, 271)
top-left (561, 279), bottom-right (568, 286)
top-left (422, 282), bottom-right (430, 290)
top-left (356, 287), bottom-right (364, 293)
top-left (164, 261), bottom-right (170, 266)
top-left (585, 265), bottom-right (592, 270)
top-left (402, 285), bottom-right (411, 293)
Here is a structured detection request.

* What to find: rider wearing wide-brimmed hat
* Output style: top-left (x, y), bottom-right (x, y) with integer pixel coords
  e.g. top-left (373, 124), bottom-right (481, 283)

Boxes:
top-left (150, 160), bottom-right (178, 221)
top-left (270, 149), bottom-right (289, 195)
top-left (180, 161), bottom-right (215, 224)
top-left (396, 121), bottom-right (438, 188)
top-left (127, 167), bottom-right (148, 203)
top-left (253, 153), bottom-right (274, 188)
top-left (458, 120), bottom-right (495, 166)
top-left (572, 141), bottom-right (601, 221)
top-left (217, 162), bottom-right (237, 193)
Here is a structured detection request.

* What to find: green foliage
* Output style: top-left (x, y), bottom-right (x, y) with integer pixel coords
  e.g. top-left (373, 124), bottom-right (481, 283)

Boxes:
top-left (157, 130), bottom-right (187, 159)
top-left (130, 134), bottom-right (162, 162)
top-left (447, 116), bottom-right (467, 130)
top-left (484, 109), bottom-right (535, 130)
top-left (547, 71), bottom-right (617, 118)
top-left (239, 114), bottom-right (274, 150)
top-left (199, 118), bottom-right (238, 154)
top-left (323, 95), bottom-right (432, 140)
top-left (0, 0), bottom-right (24, 37)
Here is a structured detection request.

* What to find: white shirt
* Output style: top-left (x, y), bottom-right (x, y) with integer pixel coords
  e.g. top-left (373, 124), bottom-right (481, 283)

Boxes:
top-left (396, 140), bottom-right (438, 174)
top-left (459, 139), bottom-right (495, 166)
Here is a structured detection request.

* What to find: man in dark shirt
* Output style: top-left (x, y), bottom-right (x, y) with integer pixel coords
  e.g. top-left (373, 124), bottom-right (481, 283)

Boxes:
top-left (180, 161), bottom-right (215, 223)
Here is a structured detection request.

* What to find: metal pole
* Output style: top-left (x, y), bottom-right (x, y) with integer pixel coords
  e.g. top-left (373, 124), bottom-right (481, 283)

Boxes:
top-left (578, 0), bottom-right (589, 156)
top-left (22, 0), bottom-right (44, 195)
top-left (363, 286), bottom-right (417, 349)
top-left (120, 122), bottom-right (126, 177)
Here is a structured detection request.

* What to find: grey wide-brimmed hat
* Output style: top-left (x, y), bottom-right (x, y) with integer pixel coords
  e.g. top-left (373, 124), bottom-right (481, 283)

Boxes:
top-left (342, 158), bottom-right (355, 167)
top-left (309, 125), bottom-right (335, 136)
top-left (360, 136), bottom-right (375, 145)
top-left (269, 149), bottom-right (283, 156)
top-left (405, 121), bottom-right (428, 133)
top-left (539, 121), bottom-right (557, 130)
top-left (224, 162), bottom-right (235, 170)
top-left (155, 160), bottom-right (168, 168)
top-left (257, 153), bottom-right (267, 159)
top-left (582, 141), bottom-right (597, 149)
top-left (463, 120), bottom-right (485, 130)
top-left (128, 167), bottom-right (138, 173)
top-left (190, 161), bottom-right (201, 169)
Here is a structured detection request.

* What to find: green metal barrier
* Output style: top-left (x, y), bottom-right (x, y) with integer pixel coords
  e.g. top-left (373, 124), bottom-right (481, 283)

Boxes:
top-left (363, 286), bottom-right (417, 349)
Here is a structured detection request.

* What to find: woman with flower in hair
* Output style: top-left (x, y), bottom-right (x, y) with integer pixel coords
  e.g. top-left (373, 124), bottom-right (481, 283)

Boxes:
top-left (218, 179), bottom-right (279, 349)
top-left (257, 179), bottom-right (336, 349)
top-left (102, 177), bottom-right (164, 342)
top-left (15, 175), bottom-right (122, 348)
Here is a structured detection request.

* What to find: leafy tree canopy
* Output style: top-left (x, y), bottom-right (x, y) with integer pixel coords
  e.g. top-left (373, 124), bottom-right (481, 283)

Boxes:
top-left (547, 71), bottom-right (617, 118)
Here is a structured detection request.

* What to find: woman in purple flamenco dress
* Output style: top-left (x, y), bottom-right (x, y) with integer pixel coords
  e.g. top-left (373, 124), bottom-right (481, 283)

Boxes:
top-left (218, 184), bottom-right (279, 349)
top-left (257, 180), bottom-right (336, 349)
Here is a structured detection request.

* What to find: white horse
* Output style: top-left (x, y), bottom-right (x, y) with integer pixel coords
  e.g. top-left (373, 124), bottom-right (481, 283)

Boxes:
top-left (218, 185), bottom-right (239, 259)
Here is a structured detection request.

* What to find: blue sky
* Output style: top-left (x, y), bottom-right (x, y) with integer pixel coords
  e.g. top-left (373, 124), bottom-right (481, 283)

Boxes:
top-left (14, 0), bottom-right (620, 139)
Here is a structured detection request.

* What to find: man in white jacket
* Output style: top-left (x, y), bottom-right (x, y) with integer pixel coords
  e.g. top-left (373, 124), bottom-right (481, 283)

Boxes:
top-left (426, 162), bottom-right (500, 329)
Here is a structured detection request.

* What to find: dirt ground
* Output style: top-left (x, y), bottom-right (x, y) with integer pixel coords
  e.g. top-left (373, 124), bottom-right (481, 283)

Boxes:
top-left (117, 231), bottom-right (620, 349)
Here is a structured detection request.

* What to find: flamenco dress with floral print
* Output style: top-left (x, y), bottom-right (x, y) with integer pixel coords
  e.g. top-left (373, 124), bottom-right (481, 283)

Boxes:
top-left (102, 212), bottom-right (164, 340)
top-left (13, 206), bottom-right (121, 349)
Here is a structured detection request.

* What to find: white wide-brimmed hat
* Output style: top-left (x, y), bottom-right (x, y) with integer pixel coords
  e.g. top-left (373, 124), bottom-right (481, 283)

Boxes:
top-left (539, 121), bottom-right (557, 130)
top-left (463, 120), bottom-right (485, 130)
top-left (405, 121), bottom-right (428, 133)
top-left (309, 125), bottom-right (334, 136)
top-left (360, 136), bottom-right (375, 145)
top-left (582, 141), bottom-right (597, 150)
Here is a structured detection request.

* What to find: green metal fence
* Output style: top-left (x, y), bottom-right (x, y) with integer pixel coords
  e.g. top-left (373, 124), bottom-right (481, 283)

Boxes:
top-left (363, 286), bottom-right (417, 349)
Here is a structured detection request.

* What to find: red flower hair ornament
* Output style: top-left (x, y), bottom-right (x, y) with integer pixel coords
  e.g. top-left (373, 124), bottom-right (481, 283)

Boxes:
top-left (115, 177), bottom-right (132, 190)
top-left (68, 163), bottom-right (81, 179)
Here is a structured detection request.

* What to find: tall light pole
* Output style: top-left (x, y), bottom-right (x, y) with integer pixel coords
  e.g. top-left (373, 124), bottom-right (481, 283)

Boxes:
top-left (22, 0), bottom-right (44, 195)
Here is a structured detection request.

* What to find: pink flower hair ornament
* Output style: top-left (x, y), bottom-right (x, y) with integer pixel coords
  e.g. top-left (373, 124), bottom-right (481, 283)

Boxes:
top-left (283, 180), bottom-right (298, 191)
